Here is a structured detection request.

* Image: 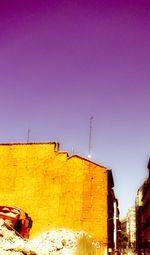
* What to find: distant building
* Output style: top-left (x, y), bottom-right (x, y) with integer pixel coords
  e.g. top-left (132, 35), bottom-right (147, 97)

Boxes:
top-left (136, 158), bottom-right (150, 255)
top-left (0, 141), bottom-right (119, 255)
top-left (120, 207), bottom-right (136, 249)
top-left (121, 217), bottom-right (127, 233)
top-left (127, 207), bottom-right (136, 247)
top-left (136, 183), bottom-right (145, 254)
top-left (108, 189), bottom-right (121, 254)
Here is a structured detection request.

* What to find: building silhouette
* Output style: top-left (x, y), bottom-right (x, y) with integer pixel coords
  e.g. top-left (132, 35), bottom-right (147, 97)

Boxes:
top-left (0, 141), bottom-right (119, 255)
top-left (136, 159), bottom-right (150, 255)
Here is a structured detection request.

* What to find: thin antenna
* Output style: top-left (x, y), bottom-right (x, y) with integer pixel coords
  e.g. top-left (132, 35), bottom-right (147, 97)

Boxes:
top-left (88, 116), bottom-right (94, 159)
top-left (27, 128), bottom-right (31, 143)
top-left (71, 147), bottom-right (75, 155)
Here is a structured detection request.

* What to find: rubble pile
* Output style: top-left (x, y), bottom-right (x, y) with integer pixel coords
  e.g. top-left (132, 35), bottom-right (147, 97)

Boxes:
top-left (0, 219), bottom-right (98, 255)
top-left (29, 229), bottom-right (98, 255)
top-left (0, 219), bottom-right (37, 255)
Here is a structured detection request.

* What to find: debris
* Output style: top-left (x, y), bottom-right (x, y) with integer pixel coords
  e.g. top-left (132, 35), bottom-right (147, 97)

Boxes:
top-left (0, 219), bottom-right (99, 255)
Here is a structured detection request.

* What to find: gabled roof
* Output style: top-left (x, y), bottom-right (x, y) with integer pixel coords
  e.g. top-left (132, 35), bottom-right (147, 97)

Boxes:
top-left (0, 141), bottom-right (113, 176)
top-left (68, 154), bottom-right (109, 169)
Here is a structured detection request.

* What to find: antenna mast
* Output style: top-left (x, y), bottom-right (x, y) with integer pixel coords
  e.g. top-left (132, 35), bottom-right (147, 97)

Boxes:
top-left (88, 116), bottom-right (94, 159)
top-left (27, 128), bottom-right (31, 143)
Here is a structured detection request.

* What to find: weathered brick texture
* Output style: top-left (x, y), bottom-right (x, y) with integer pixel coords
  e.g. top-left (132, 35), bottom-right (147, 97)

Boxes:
top-left (0, 142), bottom-right (109, 251)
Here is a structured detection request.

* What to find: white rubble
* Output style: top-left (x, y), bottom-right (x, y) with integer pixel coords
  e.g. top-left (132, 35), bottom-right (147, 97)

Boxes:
top-left (29, 228), bottom-right (97, 255)
top-left (0, 219), bottom-right (99, 255)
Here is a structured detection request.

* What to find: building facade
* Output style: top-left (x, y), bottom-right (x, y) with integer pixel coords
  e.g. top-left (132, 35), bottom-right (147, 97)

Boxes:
top-left (120, 207), bottom-right (136, 250)
top-left (0, 142), bottom-right (119, 255)
top-left (136, 159), bottom-right (150, 255)
top-left (121, 217), bottom-right (127, 234)
top-left (127, 207), bottom-right (136, 247)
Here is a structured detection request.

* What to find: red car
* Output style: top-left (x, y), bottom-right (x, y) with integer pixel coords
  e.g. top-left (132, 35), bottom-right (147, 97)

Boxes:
top-left (0, 206), bottom-right (32, 238)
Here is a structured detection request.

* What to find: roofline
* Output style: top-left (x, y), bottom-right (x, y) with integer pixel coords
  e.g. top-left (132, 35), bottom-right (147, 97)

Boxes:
top-left (0, 141), bottom-right (60, 152)
top-left (68, 154), bottom-right (109, 169)
top-left (142, 179), bottom-right (149, 200)
top-left (57, 151), bottom-right (69, 157)
top-left (147, 158), bottom-right (150, 170)
top-left (0, 142), bottom-right (59, 146)
top-left (0, 143), bottom-right (110, 170)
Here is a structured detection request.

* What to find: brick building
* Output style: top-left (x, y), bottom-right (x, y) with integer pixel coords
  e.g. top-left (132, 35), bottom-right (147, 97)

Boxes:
top-left (0, 142), bottom-right (119, 255)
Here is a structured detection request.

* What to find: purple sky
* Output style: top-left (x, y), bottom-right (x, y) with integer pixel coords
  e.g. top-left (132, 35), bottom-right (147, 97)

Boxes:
top-left (0, 0), bottom-right (150, 216)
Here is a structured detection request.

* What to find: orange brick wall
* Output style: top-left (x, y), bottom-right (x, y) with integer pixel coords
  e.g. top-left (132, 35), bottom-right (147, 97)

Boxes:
top-left (0, 142), bottom-right (108, 248)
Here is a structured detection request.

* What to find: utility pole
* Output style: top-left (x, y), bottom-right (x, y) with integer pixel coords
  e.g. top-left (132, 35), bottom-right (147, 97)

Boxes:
top-left (88, 116), bottom-right (94, 159)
